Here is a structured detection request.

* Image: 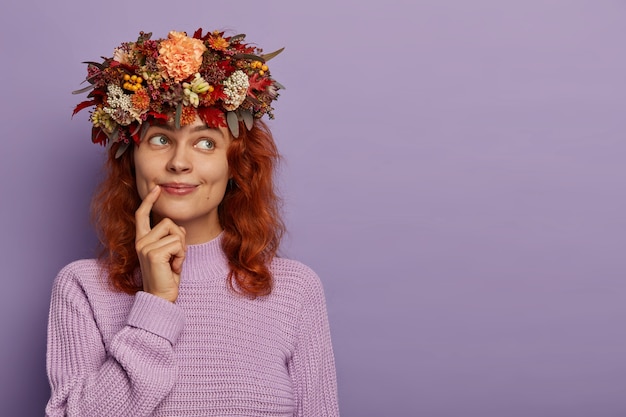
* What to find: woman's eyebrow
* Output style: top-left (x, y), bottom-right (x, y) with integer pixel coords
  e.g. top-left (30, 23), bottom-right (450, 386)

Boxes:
top-left (191, 125), bottom-right (224, 137)
top-left (150, 124), bottom-right (224, 137)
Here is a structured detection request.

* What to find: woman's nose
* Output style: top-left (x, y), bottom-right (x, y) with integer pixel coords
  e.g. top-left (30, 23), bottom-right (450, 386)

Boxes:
top-left (166, 146), bottom-right (192, 173)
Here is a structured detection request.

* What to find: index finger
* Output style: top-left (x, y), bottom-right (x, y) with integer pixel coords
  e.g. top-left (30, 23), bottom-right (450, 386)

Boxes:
top-left (135, 185), bottom-right (161, 239)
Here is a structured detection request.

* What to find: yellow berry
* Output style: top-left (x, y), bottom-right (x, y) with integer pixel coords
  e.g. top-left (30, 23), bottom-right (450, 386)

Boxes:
top-left (124, 74), bottom-right (130, 81)
top-left (130, 75), bottom-right (137, 81)
top-left (261, 65), bottom-right (268, 71)
top-left (136, 77), bottom-right (143, 84)
top-left (208, 86), bottom-right (214, 92)
top-left (259, 70), bottom-right (265, 76)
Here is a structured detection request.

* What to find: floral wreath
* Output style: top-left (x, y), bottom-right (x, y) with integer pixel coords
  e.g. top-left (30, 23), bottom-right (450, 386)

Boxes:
top-left (73, 29), bottom-right (284, 157)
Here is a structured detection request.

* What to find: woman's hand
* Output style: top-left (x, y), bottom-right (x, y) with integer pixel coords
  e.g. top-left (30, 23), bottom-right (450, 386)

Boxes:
top-left (135, 186), bottom-right (186, 303)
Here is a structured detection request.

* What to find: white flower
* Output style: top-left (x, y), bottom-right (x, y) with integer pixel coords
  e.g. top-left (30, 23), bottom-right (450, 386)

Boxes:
top-left (189, 73), bottom-right (210, 93)
top-left (182, 73), bottom-right (210, 107)
top-left (266, 83), bottom-right (279, 99)
top-left (113, 47), bottom-right (130, 65)
top-left (183, 89), bottom-right (200, 107)
top-left (103, 85), bottom-right (142, 125)
top-left (222, 70), bottom-right (249, 111)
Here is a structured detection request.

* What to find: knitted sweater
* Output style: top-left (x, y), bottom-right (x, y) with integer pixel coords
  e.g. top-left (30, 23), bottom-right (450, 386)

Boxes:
top-left (45, 234), bottom-right (339, 416)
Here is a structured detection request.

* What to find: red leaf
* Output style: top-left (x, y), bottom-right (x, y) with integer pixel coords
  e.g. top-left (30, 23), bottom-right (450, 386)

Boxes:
top-left (85, 89), bottom-right (106, 100)
top-left (73, 100), bottom-right (96, 116)
top-left (248, 73), bottom-right (272, 92)
top-left (147, 111), bottom-right (168, 121)
top-left (197, 107), bottom-right (227, 128)
top-left (119, 63), bottom-right (139, 73)
top-left (210, 85), bottom-right (227, 102)
top-left (92, 128), bottom-right (107, 145)
top-left (217, 60), bottom-right (235, 73)
top-left (148, 111), bottom-right (168, 120)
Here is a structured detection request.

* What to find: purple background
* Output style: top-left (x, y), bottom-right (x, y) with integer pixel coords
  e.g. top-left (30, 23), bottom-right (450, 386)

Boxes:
top-left (1, 1), bottom-right (625, 416)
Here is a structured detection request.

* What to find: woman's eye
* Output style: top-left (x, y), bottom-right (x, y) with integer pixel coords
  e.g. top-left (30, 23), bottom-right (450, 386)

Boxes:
top-left (197, 139), bottom-right (215, 150)
top-left (148, 135), bottom-right (169, 146)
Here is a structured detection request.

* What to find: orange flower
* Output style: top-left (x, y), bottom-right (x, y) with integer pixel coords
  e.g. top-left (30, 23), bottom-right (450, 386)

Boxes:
top-left (130, 88), bottom-right (150, 111)
top-left (157, 31), bottom-right (207, 82)
top-left (208, 33), bottom-right (229, 51)
top-left (179, 106), bottom-right (197, 126)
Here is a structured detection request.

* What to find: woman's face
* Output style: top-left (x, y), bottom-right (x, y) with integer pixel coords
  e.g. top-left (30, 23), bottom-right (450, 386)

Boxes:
top-left (133, 116), bottom-right (231, 243)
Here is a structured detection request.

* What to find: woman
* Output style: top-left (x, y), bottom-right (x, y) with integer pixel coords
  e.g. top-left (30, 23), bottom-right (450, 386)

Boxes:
top-left (46, 28), bottom-right (339, 416)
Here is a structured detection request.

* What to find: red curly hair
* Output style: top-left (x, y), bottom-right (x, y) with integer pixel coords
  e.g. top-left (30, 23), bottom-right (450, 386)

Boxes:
top-left (91, 120), bottom-right (284, 298)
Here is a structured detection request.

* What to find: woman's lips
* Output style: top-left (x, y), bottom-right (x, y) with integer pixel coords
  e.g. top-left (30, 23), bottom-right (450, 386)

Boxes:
top-left (160, 183), bottom-right (198, 196)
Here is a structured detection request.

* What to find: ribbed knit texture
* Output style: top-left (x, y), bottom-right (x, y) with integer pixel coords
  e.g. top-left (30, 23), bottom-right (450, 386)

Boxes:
top-left (45, 234), bottom-right (339, 416)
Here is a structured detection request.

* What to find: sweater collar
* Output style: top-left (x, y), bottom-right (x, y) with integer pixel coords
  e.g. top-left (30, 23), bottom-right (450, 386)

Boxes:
top-left (182, 232), bottom-right (230, 278)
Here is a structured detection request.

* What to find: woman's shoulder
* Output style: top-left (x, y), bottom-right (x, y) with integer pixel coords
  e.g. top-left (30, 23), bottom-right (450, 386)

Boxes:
top-left (56, 258), bottom-right (106, 279)
top-left (269, 257), bottom-right (326, 299)
top-left (270, 257), bottom-right (319, 280)
top-left (52, 258), bottom-right (110, 296)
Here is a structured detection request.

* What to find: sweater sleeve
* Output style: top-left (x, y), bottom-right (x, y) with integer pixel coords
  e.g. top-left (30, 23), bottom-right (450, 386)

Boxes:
top-left (288, 269), bottom-right (340, 417)
top-left (45, 263), bottom-right (185, 417)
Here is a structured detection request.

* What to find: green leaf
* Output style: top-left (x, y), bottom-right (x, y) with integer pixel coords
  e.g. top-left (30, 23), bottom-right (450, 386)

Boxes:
top-left (232, 53), bottom-right (264, 62)
top-left (110, 130), bottom-right (119, 143)
top-left (130, 123), bottom-right (142, 138)
top-left (140, 122), bottom-right (150, 140)
top-left (261, 47), bottom-right (285, 62)
top-left (226, 111), bottom-right (239, 138)
top-left (72, 84), bottom-right (95, 95)
top-left (115, 142), bottom-right (129, 159)
top-left (229, 34), bottom-right (246, 43)
top-left (175, 104), bottom-right (182, 129)
top-left (105, 129), bottom-right (119, 150)
top-left (82, 61), bottom-right (105, 70)
top-left (241, 109), bottom-right (254, 130)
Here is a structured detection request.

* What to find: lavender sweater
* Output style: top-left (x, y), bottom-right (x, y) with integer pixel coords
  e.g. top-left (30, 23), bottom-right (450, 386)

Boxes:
top-left (45, 235), bottom-right (339, 416)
